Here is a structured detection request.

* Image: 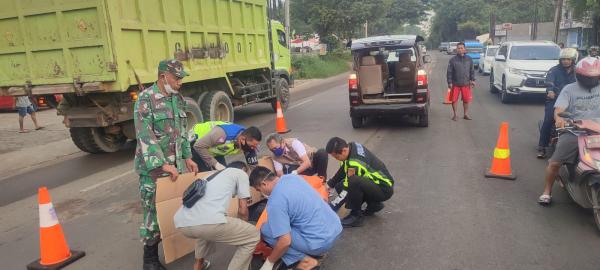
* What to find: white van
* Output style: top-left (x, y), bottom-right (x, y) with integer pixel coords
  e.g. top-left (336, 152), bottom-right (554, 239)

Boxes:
top-left (490, 41), bottom-right (560, 103)
top-left (480, 45), bottom-right (499, 75)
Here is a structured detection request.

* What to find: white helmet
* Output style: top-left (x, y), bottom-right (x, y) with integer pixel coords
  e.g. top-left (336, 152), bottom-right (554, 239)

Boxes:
top-left (559, 48), bottom-right (578, 60)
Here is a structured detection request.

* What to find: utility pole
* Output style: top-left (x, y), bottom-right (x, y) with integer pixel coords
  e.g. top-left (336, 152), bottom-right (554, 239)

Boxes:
top-left (284, 0), bottom-right (290, 48)
top-left (490, 11), bottom-right (496, 44)
top-left (365, 20), bottom-right (368, 38)
top-left (553, 0), bottom-right (564, 43)
top-left (532, 0), bottom-right (538, 40)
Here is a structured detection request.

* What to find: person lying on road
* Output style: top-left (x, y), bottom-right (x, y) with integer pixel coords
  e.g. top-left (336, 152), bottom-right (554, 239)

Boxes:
top-left (249, 166), bottom-right (342, 270)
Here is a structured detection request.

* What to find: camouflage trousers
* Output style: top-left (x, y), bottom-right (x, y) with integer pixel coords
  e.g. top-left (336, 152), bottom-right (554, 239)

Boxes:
top-left (139, 175), bottom-right (160, 245)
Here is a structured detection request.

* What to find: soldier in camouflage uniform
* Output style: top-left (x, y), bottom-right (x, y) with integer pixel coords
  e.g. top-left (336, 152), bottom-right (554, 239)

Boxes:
top-left (134, 59), bottom-right (198, 270)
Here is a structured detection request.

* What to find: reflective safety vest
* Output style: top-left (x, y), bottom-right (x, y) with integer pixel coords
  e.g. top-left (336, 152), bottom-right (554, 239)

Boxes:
top-left (342, 143), bottom-right (393, 188)
top-left (343, 159), bottom-right (393, 188)
top-left (192, 121), bottom-right (245, 157)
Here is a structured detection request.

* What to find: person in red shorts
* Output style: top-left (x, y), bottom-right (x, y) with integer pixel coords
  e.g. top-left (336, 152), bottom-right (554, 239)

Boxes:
top-left (447, 42), bottom-right (476, 121)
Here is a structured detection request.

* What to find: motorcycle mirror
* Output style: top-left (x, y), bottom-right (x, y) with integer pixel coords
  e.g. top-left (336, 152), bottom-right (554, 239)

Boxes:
top-left (558, 111), bottom-right (574, 119)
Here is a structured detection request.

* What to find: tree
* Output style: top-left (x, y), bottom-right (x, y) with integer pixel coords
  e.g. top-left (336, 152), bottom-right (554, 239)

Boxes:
top-left (569, 0), bottom-right (600, 45)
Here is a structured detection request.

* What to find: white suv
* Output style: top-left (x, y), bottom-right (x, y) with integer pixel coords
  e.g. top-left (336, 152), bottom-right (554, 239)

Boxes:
top-left (490, 41), bottom-right (560, 103)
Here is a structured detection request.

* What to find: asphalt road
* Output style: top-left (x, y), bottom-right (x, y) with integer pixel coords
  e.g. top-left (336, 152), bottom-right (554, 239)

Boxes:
top-left (1, 52), bottom-right (599, 270)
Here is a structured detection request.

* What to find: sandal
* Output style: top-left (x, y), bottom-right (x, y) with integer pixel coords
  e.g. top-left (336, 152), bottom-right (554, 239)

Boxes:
top-left (537, 194), bottom-right (552, 206)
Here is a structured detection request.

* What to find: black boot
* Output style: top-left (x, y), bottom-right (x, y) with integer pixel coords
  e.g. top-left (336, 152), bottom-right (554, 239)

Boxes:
top-left (143, 243), bottom-right (167, 270)
top-left (363, 202), bottom-right (385, 216)
top-left (341, 210), bottom-right (364, 227)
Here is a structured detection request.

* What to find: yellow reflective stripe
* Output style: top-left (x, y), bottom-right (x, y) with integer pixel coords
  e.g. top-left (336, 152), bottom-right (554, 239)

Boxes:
top-left (346, 160), bottom-right (393, 187)
top-left (493, 148), bottom-right (510, 159)
top-left (343, 161), bottom-right (349, 188)
top-left (371, 171), bottom-right (393, 187)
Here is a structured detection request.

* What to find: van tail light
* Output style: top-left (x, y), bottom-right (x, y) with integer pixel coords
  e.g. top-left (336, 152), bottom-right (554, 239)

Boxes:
top-left (417, 69), bottom-right (428, 88)
top-left (349, 73), bottom-right (358, 91)
top-left (37, 96), bottom-right (46, 106)
top-left (348, 74), bottom-right (361, 106)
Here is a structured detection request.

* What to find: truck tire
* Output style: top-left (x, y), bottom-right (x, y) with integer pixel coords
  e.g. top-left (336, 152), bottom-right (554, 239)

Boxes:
top-left (351, 116), bottom-right (364, 128)
top-left (183, 97), bottom-right (204, 129)
top-left (200, 90), bottom-right (234, 122)
top-left (270, 78), bottom-right (290, 112)
top-left (70, 127), bottom-right (126, 153)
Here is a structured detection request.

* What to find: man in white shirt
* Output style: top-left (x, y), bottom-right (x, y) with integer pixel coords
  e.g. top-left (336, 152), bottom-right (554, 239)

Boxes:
top-left (15, 96), bottom-right (42, 133)
top-left (174, 162), bottom-right (259, 270)
top-left (265, 133), bottom-right (328, 179)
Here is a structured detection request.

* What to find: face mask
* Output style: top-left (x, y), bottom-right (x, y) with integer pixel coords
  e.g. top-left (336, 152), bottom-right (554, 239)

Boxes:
top-left (576, 74), bottom-right (600, 90)
top-left (272, 146), bottom-right (285, 157)
top-left (163, 77), bottom-right (178, 94)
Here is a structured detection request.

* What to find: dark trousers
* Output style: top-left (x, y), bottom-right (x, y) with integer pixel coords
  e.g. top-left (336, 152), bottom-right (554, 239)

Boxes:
top-left (191, 142), bottom-right (227, 172)
top-left (334, 176), bottom-right (393, 211)
top-left (538, 101), bottom-right (556, 148)
top-left (282, 149), bottom-right (329, 179)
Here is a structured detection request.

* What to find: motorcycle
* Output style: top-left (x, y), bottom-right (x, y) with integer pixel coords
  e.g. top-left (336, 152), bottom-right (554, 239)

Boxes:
top-left (555, 112), bottom-right (600, 231)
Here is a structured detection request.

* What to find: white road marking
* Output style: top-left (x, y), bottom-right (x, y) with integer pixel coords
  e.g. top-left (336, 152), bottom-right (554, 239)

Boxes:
top-left (80, 170), bottom-right (134, 193)
top-left (289, 99), bottom-right (313, 110)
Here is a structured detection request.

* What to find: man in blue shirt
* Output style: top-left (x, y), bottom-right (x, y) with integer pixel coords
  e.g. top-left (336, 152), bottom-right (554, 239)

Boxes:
top-left (249, 166), bottom-right (342, 270)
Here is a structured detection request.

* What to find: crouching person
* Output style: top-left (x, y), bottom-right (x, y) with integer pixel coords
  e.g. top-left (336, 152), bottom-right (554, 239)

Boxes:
top-left (249, 166), bottom-right (342, 270)
top-left (174, 161), bottom-right (259, 270)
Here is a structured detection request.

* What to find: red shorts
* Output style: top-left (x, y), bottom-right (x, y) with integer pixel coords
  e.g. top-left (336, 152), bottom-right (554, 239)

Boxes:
top-left (451, 85), bottom-right (472, 103)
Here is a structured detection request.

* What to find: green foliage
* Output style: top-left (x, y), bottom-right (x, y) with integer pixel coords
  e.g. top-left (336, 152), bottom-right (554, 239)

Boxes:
top-left (569, 0), bottom-right (600, 19)
top-left (291, 0), bottom-right (430, 50)
top-left (428, 0), bottom-right (554, 46)
top-left (291, 52), bottom-right (351, 79)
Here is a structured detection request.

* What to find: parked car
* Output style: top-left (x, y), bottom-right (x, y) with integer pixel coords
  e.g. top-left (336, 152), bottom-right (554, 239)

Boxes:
top-left (439, 42), bottom-right (449, 52)
top-left (490, 41), bottom-right (560, 103)
top-left (348, 35), bottom-right (431, 128)
top-left (447, 42), bottom-right (459, 54)
top-left (464, 41), bottom-right (483, 69)
top-left (480, 45), bottom-right (499, 75)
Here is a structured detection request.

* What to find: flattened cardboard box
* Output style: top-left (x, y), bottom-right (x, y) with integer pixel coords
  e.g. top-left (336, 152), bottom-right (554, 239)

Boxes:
top-left (155, 157), bottom-right (274, 263)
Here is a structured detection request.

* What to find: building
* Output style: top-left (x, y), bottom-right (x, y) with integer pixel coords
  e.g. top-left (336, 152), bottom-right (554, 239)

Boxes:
top-left (558, 1), bottom-right (594, 49)
top-left (492, 22), bottom-right (555, 44)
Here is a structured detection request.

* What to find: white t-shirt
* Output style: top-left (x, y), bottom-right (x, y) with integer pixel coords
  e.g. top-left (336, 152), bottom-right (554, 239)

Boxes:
top-left (15, 96), bottom-right (32, 108)
top-left (174, 168), bottom-right (250, 227)
top-left (273, 139), bottom-right (308, 172)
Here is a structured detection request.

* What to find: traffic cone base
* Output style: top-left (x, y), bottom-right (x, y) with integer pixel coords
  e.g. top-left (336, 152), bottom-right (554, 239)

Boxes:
top-left (484, 170), bottom-right (516, 180)
top-left (27, 250), bottom-right (85, 270)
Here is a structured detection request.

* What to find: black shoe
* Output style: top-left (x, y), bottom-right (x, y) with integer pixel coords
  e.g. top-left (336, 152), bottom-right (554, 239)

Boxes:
top-left (341, 211), bottom-right (363, 227)
top-left (536, 149), bottom-right (545, 159)
top-left (363, 202), bottom-right (385, 216)
top-left (143, 244), bottom-right (167, 270)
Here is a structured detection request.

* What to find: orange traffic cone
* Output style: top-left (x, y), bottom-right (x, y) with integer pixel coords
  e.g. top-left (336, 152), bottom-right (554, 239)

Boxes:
top-left (485, 122), bottom-right (516, 180)
top-left (443, 88), bottom-right (453, 104)
top-left (27, 187), bottom-right (85, 270)
top-left (275, 100), bottom-right (291, 134)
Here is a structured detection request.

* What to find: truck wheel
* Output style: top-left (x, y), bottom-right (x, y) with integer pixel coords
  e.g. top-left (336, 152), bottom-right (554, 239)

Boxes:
top-left (201, 91), bottom-right (234, 122)
top-left (351, 116), bottom-right (364, 128)
top-left (271, 78), bottom-right (290, 112)
top-left (183, 97), bottom-right (204, 129)
top-left (70, 127), bottom-right (126, 153)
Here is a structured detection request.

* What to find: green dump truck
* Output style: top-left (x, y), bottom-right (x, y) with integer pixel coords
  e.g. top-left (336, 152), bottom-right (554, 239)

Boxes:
top-left (0, 0), bottom-right (292, 153)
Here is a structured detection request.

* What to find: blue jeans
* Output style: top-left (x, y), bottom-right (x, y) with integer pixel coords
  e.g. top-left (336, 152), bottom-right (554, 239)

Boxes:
top-left (261, 224), bottom-right (338, 265)
top-left (538, 101), bottom-right (555, 148)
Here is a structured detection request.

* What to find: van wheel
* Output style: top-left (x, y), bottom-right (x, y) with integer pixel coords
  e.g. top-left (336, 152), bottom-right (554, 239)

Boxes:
top-left (500, 78), bottom-right (512, 104)
top-left (201, 90), bottom-right (234, 122)
top-left (417, 113), bottom-right (429, 127)
top-left (271, 78), bottom-right (290, 112)
top-left (351, 116), bottom-right (364, 128)
top-left (489, 71), bottom-right (498, 93)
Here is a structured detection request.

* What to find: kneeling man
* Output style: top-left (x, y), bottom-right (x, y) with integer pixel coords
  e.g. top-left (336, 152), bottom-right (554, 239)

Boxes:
top-left (249, 166), bottom-right (342, 270)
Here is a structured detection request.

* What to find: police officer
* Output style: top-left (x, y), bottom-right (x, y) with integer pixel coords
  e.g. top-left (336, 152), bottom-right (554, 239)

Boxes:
top-left (191, 121), bottom-right (262, 171)
top-left (326, 137), bottom-right (394, 227)
top-left (134, 59), bottom-right (198, 270)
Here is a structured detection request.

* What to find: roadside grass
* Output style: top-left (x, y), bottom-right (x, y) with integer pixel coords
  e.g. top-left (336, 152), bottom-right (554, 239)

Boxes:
top-left (292, 50), bottom-right (351, 79)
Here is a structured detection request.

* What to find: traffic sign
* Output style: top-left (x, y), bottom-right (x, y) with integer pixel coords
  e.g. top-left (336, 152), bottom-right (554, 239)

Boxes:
top-left (502, 23), bottom-right (512, 30)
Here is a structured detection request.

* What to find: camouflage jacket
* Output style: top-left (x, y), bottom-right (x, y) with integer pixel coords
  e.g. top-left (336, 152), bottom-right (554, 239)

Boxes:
top-left (134, 83), bottom-right (191, 175)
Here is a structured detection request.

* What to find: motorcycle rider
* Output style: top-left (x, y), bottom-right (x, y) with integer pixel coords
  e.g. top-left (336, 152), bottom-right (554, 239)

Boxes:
top-left (538, 57), bottom-right (600, 205)
top-left (537, 48), bottom-right (578, 158)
